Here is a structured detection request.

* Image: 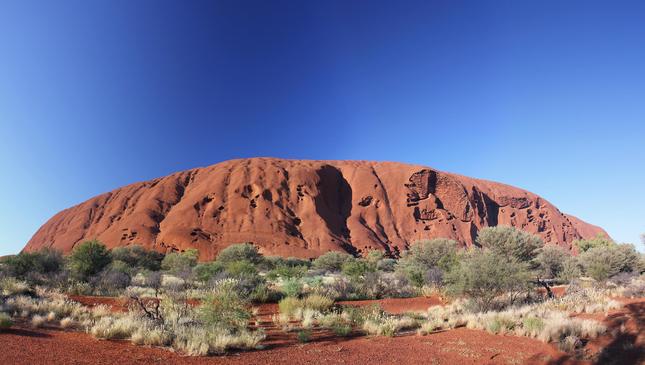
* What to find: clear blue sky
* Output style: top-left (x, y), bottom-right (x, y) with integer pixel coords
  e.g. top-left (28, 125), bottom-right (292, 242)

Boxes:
top-left (1, 1), bottom-right (644, 256)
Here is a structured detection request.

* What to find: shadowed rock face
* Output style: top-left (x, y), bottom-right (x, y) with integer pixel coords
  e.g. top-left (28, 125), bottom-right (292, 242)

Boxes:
top-left (23, 158), bottom-right (608, 260)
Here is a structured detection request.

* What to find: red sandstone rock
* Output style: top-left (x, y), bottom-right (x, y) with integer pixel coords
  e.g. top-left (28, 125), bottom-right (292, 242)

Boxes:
top-left (23, 158), bottom-right (608, 260)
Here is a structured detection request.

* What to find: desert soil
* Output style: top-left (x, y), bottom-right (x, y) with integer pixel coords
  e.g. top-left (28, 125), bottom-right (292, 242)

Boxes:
top-left (2, 296), bottom-right (643, 365)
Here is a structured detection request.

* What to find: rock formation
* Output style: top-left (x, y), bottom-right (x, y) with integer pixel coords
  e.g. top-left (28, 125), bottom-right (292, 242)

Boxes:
top-left (23, 158), bottom-right (608, 260)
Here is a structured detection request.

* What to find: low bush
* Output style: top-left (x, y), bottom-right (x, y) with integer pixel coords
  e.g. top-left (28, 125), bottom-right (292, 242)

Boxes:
top-left (194, 262), bottom-right (225, 283)
top-left (297, 329), bottom-right (311, 343)
top-left (111, 245), bottom-right (164, 271)
top-left (574, 234), bottom-right (614, 253)
top-left (216, 243), bottom-right (263, 266)
top-left (199, 280), bottom-right (252, 331)
top-left (1, 248), bottom-right (64, 279)
top-left (161, 249), bottom-right (199, 275)
top-left (312, 252), bottom-right (353, 272)
top-left (318, 313), bottom-right (352, 336)
top-left (341, 259), bottom-right (374, 279)
top-left (0, 313), bottom-right (12, 330)
top-left (280, 278), bottom-right (303, 297)
top-left (578, 243), bottom-right (641, 281)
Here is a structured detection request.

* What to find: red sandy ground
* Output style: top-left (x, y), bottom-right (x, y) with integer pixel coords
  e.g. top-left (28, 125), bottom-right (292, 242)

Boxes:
top-left (1, 296), bottom-right (643, 365)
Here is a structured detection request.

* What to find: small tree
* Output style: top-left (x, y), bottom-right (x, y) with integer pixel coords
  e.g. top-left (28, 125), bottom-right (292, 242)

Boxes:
top-left (397, 238), bottom-right (458, 287)
top-left (312, 251), bottom-right (353, 272)
top-left (69, 240), bottom-right (112, 280)
top-left (536, 245), bottom-right (570, 279)
top-left (558, 256), bottom-right (582, 283)
top-left (476, 226), bottom-right (542, 263)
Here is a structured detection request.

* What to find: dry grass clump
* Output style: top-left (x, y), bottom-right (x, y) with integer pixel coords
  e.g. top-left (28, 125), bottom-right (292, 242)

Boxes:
top-left (608, 275), bottom-right (645, 298)
top-left (85, 279), bottom-right (267, 356)
top-left (172, 326), bottom-right (265, 356)
top-left (545, 286), bottom-right (622, 314)
top-left (537, 314), bottom-right (606, 343)
top-left (278, 294), bottom-right (334, 320)
top-left (318, 313), bottom-right (353, 336)
top-left (5, 292), bottom-right (90, 322)
top-left (31, 314), bottom-right (46, 328)
top-left (60, 317), bottom-right (75, 329)
top-left (363, 315), bottom-right (419, 337)
top-left (302, 294), bottom-right (334, 312)
top-left (417, 297), bottom-right (608, 353)
top-left (90, 315), bottom-right (141, 339)
top-left (0, 278), bottom-right (30, 296)
top-left (131, 322), bottom-right (172, 346)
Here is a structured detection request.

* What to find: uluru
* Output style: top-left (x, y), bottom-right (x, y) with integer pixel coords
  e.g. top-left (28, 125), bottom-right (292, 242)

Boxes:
top-left (23, 158), bottom-right (607, 260)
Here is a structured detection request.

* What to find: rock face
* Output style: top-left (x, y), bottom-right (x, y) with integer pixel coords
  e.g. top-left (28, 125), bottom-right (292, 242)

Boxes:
top-left (24, 158), bottom-right (608, 260)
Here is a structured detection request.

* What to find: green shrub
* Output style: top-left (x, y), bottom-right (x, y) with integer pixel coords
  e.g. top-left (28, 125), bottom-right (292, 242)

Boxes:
top-left (485, 315), bottom-right (516, 334)
top-left (199, 280), bottom-right (251, 330)
top-left (281, 278), bottom-right (303, 297)
top-left (318, 314), bottom-right (352, 336)
top-left (69, 240), bottom-right (112, 280)
top-left (111, 245), bottom-right (164, 271)
top-left (578, 243), bottom-right (640, 281)
top-left (1, 248), bottom-right (64, 278)
top-left (558, 256), bottom-right (582, 283)
top-left (365, 250), bottom-right (384, 263)
top-left (341, 259), bottom-right (374, 279)
top-left (161, 249), bottom-right (199, 274)
top-left (340, 304), bottom-right (383, 326)
top-left (476, 226), bottom-right (542, 263)
top-left (312, 251), bottom-right (352, 272)
top-left (0, 313), bottom-right (12, 330)
top-left (267, 264), bottom-right (307, 280)
top-left (574, 234), bottom-right (614, 253)
top-left (193, 262), bottom-right (224, 282)
top-left (397, 238), bottom-right (458, 287)
top-left (376, 258), bottom-right (397, 272)
top-left (248, 283), bottom-right (280, 303)
top-left (297, 329), bottom-right (311, 343)
top-left (278, 297), bottom-right (302, 317)
top-left (224, 260), bottom-right (257, 276)
top-left (523, 317), bottom-right (545, 336)
top-left (216, 243), bottom-right (262, 266)
top-left (445, 249), bottom-right (532, 311)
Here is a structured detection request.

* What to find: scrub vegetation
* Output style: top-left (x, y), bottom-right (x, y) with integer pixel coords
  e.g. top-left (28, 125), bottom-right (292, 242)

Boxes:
top-left (1, 227), bottom-right (643, 357)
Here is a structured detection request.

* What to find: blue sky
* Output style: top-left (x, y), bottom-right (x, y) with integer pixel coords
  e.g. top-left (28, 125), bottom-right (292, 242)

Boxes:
top-left (1, 1), bottom-right (643, 256)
